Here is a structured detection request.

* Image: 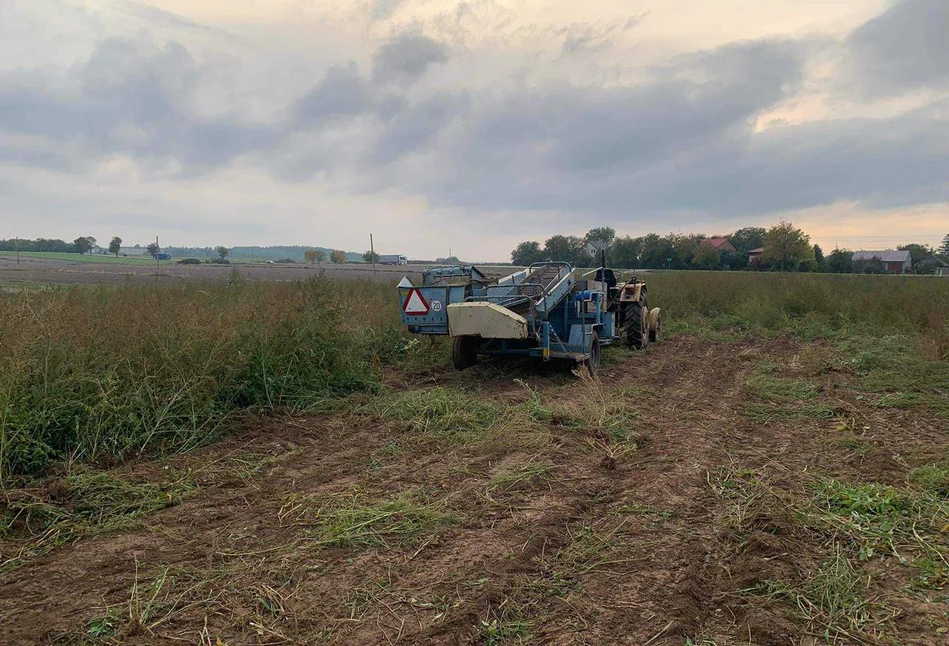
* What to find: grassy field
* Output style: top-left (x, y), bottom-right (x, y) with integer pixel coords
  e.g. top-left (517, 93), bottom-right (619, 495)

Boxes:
top-left (1, 272), bottom-right (948, 644)
top-left (0, 251), bottom-right (161, 265)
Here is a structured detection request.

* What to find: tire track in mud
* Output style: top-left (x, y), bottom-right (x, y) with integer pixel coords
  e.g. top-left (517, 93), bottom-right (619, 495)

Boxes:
top-left (337, 338), bottom-right (777, 645)
top-left (507, 339), bottom-right (757, 645)
top-left (0, 336), bottom-right (797, 645)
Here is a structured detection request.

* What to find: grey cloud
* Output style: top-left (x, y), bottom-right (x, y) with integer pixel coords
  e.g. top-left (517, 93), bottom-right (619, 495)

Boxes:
top-left (416, 94), bottom-right (949, 218)
top-left (0, 37), bottom-right (274, 173)
top-left (346, 36), bottom-right (947, 221)
top-left (3, 1), bottom-right (948, 229)
top-left (371, 32), bottom-right (449, 84)
top-left (369, 92), bottom-right (470, 166)
top-left (368, 0), bottom-right (406, 22)
top-left (399, 39), bottom-right (804, 206)
top-left (846, 0), bottom-right (949, 96)
top-left (292, 63), bottom-right (374, 126)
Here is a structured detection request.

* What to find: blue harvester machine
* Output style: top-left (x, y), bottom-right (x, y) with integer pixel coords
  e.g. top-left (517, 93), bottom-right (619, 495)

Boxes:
top-left (398, 261), bottom-right (661, 371)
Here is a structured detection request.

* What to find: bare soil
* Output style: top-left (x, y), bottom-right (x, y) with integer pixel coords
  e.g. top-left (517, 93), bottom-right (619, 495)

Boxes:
top-left (0, 255), bottom-right (512, 287)
top-left (2, 336), bottom-right (947, 645)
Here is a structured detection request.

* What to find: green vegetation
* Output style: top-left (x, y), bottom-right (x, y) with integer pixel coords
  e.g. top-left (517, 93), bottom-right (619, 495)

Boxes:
top-left (647, 271), bottom-right (948, 344)
top-left (0, 251), bottom-right (154, 265)
top-left (0, 278), bottom-right (416, 480)
top-left (1, 469), bottom-right (194, 570)
top-left (2, 271), bottom-right (943, 482)
top-left (2, 268), bottom-right (948, 644)
top-left (373, 387), bottom-right (502, 444)
top-left (305, 493), bottom-right (457, 549)
top-left (810, 478), bottom-right (948, 561)
top-left (744, 362), bottom-right (834, 421)
top-left (752, 546), bottom-right (878, 643)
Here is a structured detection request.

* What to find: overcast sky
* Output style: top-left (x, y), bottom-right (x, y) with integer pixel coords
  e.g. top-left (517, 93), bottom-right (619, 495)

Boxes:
top-left (1, 0), bottom-right (946, 259)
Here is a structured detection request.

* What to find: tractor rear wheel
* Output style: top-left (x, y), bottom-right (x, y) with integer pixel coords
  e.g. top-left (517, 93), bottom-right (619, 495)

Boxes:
top-left (451, 336), bottom-right (479, 371)
top-left (625, 297), bottom-right (649, 350)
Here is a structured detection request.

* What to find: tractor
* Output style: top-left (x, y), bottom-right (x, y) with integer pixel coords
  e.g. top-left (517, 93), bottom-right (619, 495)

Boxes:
top-left (398, 261), bottom-right (660, 372)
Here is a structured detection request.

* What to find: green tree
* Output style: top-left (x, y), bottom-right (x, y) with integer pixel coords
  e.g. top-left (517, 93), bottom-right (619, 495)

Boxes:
top-left (107, 236), bottom-right (122, 257)
top-left (304, 249), bottom-right (325, 264)
top-left (73, 236), bottom-right (96, 255)
top-left (898, 243), bottom-right (933, 266)
top-left (813, 244), bottom-right (824, 265)
top-left (542, 235), bottom-right (586, 265)
top-left (729, 227), bottom-right (767, 253)
top-left (511, 241), bottom-right (542, 266)
top-left (941, 234), bottom-right (949, 256)
top-left (692, 244), bottom-right (721, 270)
top-left (763, 221), bottom-right (812, 271)
top-left (721, 250), bottom-right (746, 271)
top-left (670, 234), bottom-right (702, 269)
top-left (826, 248), bottom-right (853, 273)
top-left (215, 246), bottom-right (229, 261)
top-left (330, 250), bottom-right (347, 264)
top-left (363, 250), bottom-right (380, 263)
top-left (584, 227), bottom-right (616, 247)
top-left (146, 242), bottom-right (160, 259)
top-left (914, 257), bottom-right (942, 275)
top-left (639, 234), bottom-right (674, 269)
top-left (611, 236), bottom-right (642, 269)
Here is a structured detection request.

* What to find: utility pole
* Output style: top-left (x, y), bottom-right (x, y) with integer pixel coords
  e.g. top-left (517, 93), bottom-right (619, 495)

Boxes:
top-left (14, 236), bottom-right (20, 269)
top-left (156, 235), bottom-right (160, 274)
top-left (370, 233), bottom-right (377, 278)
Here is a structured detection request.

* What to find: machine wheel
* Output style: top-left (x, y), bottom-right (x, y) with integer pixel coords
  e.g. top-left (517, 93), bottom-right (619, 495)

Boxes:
top-left (451, 336), bottom-right (479, 371)
top-left (625, 297), bottom-right (649, 350)
top-left (587, 332), bottom-right (601, 374)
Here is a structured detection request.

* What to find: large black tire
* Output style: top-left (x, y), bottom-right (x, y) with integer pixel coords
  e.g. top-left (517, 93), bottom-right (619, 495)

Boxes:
top-left (587, 332), bottom-right (601, 374)
top-left (625, 297), bottom-right (649, 350)
top-left (451, 336), bottom-right (479, 371)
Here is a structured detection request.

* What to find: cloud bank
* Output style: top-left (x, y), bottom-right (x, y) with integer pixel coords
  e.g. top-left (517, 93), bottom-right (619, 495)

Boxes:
top-left (0, 0), bottom-right (946, 254)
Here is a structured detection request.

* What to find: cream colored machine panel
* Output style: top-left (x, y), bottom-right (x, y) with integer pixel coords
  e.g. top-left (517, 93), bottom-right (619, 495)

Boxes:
top-left (447, 302), bottom-right (529, 339)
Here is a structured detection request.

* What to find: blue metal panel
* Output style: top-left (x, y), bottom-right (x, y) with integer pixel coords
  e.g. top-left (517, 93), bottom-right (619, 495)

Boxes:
top-left (602, 312), bottom-right (616, 341)
top-left (568, 324), bottom-right (599, 353)
top-left (399, 286), bottom-right (450, 334)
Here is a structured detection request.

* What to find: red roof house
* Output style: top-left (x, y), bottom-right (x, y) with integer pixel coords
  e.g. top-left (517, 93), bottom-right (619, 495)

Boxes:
top-left (702, 237), bottom-right (737, 254)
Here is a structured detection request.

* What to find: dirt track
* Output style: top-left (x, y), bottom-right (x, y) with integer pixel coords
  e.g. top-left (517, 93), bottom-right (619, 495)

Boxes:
top-left (2, 336), bottom-right (947, 644)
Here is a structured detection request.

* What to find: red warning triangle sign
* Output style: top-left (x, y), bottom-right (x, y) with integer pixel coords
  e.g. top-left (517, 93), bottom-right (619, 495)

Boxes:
top-left (402, 289), bottom-right (430, 316)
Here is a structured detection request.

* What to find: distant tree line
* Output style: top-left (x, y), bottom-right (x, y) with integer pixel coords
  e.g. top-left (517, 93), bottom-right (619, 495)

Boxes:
top-left (511, 226), bottom-right (949, 274)
top-left (513, 225), bottom-right (778, 270)
top-left (0, 237), bottom-right (93, 253)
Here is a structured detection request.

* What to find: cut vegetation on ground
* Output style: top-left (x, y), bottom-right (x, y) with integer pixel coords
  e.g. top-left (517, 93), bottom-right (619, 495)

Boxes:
top-left (1, 272), bottom-right (947, 644)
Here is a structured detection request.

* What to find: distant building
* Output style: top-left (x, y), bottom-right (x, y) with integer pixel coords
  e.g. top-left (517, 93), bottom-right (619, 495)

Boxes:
top-left (118, 246), bottom-right (148, 257)
top-left (702, 237), bottom-right (737, 254)
top-left (933, 255), bottom-right (949, 277)
top-left (852, 250), bottom-right (911, 274)
top-left (747, 247), bottom-right (765, 266)
top-left (585, 239), bottom-right (610, 257)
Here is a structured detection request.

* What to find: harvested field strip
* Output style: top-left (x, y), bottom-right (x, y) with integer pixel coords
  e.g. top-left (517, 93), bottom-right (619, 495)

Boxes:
top-left (2, 332), bottom-right (949, 644)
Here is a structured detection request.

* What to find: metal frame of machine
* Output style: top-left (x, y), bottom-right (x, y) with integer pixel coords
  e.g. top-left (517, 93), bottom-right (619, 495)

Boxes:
top-left (398, 262), bottom-right (660, 371)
